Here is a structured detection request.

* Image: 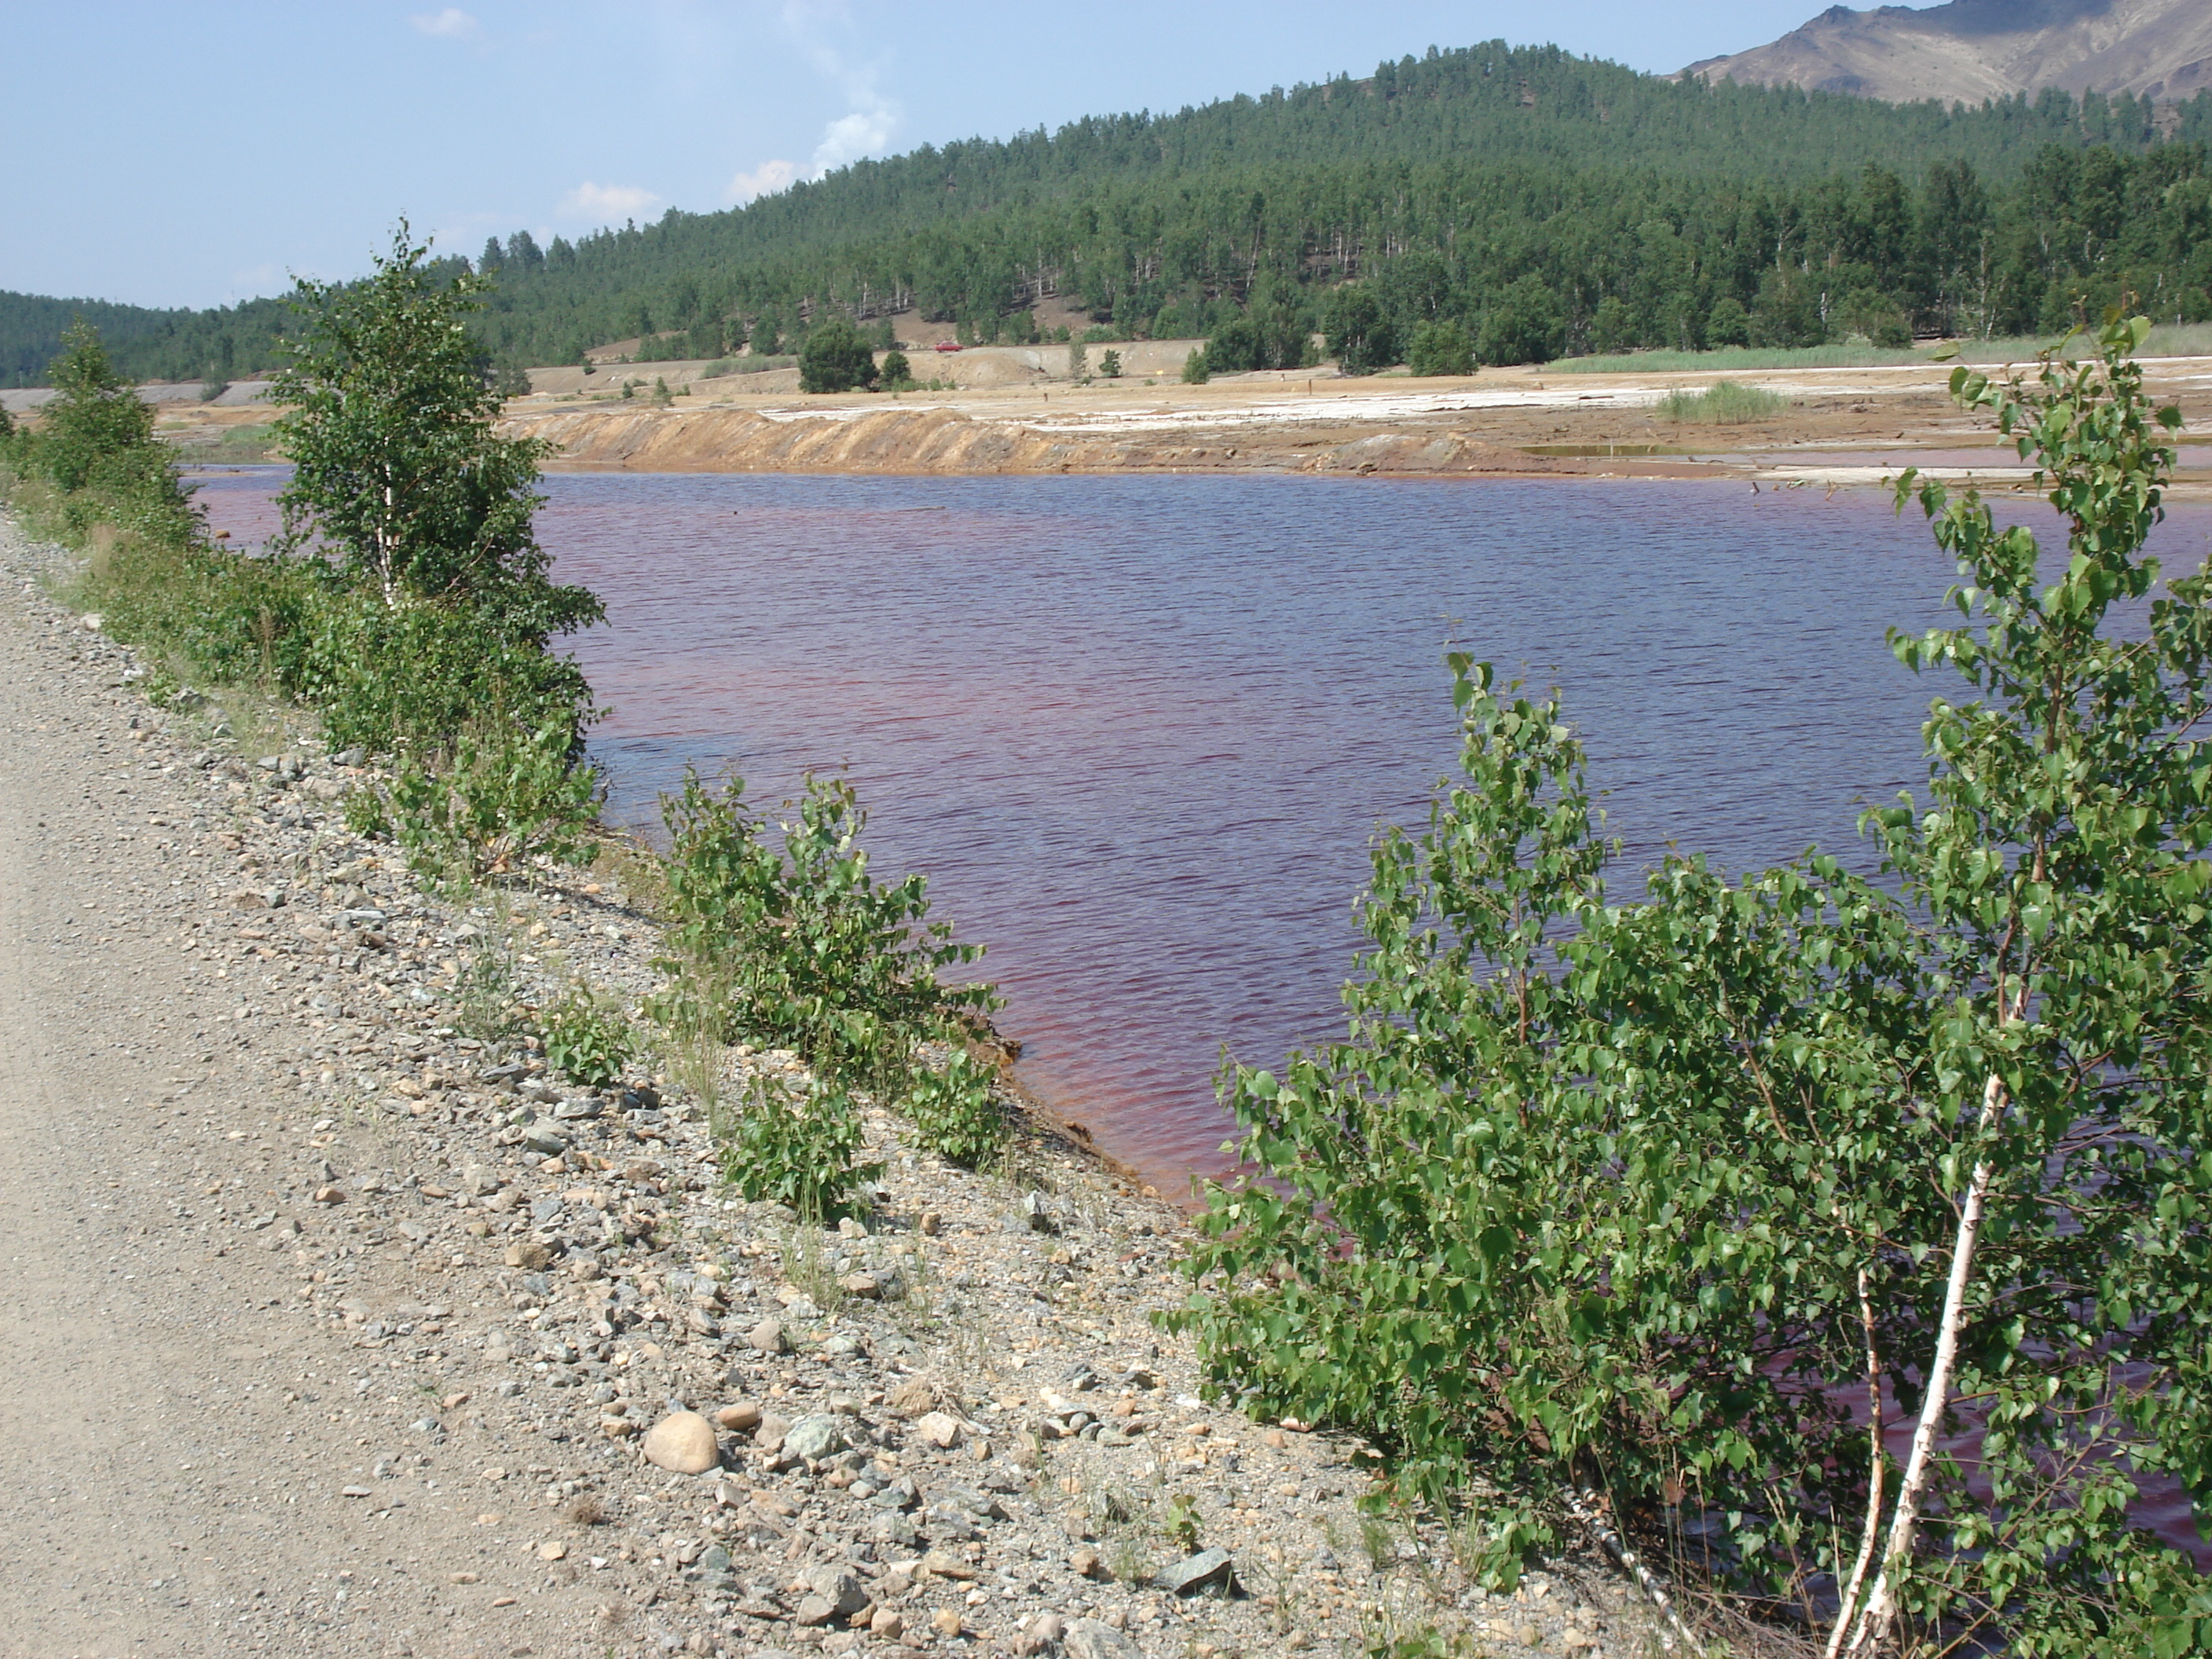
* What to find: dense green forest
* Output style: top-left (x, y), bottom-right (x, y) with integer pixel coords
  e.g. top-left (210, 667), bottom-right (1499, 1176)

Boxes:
top-left (11, 39), bottom-right (2212, 384)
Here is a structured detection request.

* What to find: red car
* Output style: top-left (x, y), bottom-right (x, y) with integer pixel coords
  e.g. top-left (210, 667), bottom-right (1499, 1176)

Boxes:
top-left (933, 340), bottom-right (962, 353)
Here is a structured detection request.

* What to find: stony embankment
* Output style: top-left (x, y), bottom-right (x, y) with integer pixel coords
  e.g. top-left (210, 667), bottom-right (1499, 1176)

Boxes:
top-left (1, 511), bottom-right (1669, 1659)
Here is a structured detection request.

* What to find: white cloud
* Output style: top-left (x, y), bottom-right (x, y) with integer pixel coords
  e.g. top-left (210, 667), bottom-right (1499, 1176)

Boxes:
top-left (812, 106), bottom-right (895, 174)
top-left (723, 8), bottom-right (900, 205)
top-left (558, 181), bottom-right (662, 223)
top-left (408, 8), bottom-right (479, 38)
top-left (727, 158), bottom-right (800, 204)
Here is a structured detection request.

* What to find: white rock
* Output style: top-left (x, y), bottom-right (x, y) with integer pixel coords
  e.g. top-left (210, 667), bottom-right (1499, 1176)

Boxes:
top-left (642, 1410), bottom-right (720, 1474)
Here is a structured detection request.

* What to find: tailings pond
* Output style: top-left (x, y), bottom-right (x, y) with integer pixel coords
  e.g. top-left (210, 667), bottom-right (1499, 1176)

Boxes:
top-left (192, 467), bottom-right (2212, 1192)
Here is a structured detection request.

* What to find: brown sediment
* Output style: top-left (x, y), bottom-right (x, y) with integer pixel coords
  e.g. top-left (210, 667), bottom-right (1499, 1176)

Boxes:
top-left (493, 356), bottom-right (2212, 488)
top-left (498, 401), bottom-right (1617, 479)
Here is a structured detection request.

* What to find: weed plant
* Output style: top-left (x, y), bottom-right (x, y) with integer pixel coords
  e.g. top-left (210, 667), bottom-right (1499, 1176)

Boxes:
top-left (540, 981), bottom-right (635, 1088)
top-left (385, 717), bottom-right (602, 883)
top-left (904, 1049), bottom-right (1007, 1167)
top-left (723, 1073), bottom-right (881, 1219)
top-left (651, 767), bottom-right (998, 1093)
top-left (1650, 381), bottom-right (1788, 424)
top-left (452, 927), bottom-right (528, 1045)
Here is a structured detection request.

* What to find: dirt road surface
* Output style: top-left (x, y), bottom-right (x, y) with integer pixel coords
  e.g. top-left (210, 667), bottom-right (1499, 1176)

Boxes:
top-left (0, 538), bottom-right (602, 1657)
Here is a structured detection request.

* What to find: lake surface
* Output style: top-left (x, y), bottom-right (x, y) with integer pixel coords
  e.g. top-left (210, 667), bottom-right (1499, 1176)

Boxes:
top-left (191, 467), bottom-right (2212, 1192)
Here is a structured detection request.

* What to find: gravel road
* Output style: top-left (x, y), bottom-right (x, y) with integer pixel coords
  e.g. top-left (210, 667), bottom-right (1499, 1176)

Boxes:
top-left (0, 532), bottom-right (610, 1657)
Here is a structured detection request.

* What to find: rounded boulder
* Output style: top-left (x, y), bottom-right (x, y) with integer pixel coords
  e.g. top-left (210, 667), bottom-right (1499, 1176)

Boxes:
top-left (642, 1410), bottom-right (721, 1474)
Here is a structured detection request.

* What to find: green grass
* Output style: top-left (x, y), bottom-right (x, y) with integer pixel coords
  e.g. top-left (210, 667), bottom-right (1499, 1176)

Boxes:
top-left (1947, 323), bottom-right (2212, 363)
top-left (1555, 343), bottom-right (1928, 374)
top-left (1653, 382), bottom-right (1790, 424)
top-left (698, 355), bottom-right (798, 378)
top-left (1556, 323), bottom-right (2212, 376)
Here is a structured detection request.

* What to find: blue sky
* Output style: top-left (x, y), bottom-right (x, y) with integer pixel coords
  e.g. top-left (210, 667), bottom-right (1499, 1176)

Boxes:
top-left (2, 2), bottom-right (1860, 310)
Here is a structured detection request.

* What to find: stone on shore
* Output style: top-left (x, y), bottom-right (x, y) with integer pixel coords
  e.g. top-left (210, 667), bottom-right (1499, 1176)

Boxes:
top-left (1155, 1547), bottom-right (1235, 1595)
top-left (642, 1410), bottom-right (720, 1474)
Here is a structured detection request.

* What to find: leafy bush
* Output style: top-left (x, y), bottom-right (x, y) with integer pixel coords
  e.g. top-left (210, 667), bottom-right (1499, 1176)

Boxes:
top-left (1652, 380), bottom-right (1787, 423)
top-left (905, 1049), bottom-right (1006, 1166)
top-left (650, 770), bottom-right (998, 1093)
top-left (798, 318), bottom-right (878, 394)
top-left (1171, 317), bottom-right (2212, 1654)
top-left (74, 531), bottom-right (321, 690)
top-left (1180, 349), bottom-right (1210, 385)
top-left (723, 1074), bottom-right (880, 1218)
top-left (1405, 320), bottom-right (1475, 376)
top-left (540, 982), bottom-right (635, 1088)
top-left (295, 583), bottom-right (595, 761)
top-left (9, 323), bottom-right (200, 552)
top-left (386, 717), bottom-right (602, 882)
top-left (879, 349), bottom-right (912, 389)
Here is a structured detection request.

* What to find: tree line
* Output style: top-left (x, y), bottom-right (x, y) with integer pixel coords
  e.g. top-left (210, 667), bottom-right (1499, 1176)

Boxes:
top-left (7, 39), bottom-right (2212, 384)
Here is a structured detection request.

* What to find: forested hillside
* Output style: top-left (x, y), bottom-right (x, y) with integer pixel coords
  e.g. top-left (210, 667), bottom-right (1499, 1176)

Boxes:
top-left (12, 38), bottom-right (2212, 384)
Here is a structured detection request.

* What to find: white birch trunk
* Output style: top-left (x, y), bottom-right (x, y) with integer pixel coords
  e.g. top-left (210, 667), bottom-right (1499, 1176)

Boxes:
top-left (1841, 1069), bottom-right (2005, 1657)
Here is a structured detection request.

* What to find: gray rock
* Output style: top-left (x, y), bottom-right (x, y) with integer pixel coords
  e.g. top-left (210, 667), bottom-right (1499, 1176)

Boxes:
top-left (1063, 1617), bottom-right (1144, 1659)
top-left (1153, 1547), bottom-right (1234, 1595)
top-left (870, 1511), bottom-right (921, 1548)
top-left (748, 1317), bottom-right (789, 1353)
top-left (782, 1412), bottom-right (846, 1463)
top-left (802, 1565), bottom-right (868, 1618)
top-left (522, 1122), bottom-right (569, 1156)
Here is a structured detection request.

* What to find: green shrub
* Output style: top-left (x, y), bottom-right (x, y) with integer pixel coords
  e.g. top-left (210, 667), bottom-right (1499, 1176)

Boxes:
top-left (650, 770), bottom-right (998, 1093)
top-left (10, 322), bottom-right (200, 553)
top-left (386, 716), bottom-right (602, 882)
top-left (905, 1049), bottom-right (1006, 1166)
top-left (299, 592), bottom-right (595, 757)
top-left (798, 318), bottom-right (878, 394)
top-left (723, 1074), bottom-right (880, 1218)
top-left (74, 531), bottom-right (322, 690)
top-left (879, 349), bottom-right (912, 388)
top-left (1651, 380), bottom-right (1787, 423)
top-left (1180, 349), bottom-right (1210, 384)
top-left (1406, 320), bottom-right (1476, 376)
top-left (540, 982), bottom-right (635, 1088)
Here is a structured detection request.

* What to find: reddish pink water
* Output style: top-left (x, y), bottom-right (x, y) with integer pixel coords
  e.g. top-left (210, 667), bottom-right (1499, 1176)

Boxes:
top-left (191, 467), bottom-right (2212, 1192)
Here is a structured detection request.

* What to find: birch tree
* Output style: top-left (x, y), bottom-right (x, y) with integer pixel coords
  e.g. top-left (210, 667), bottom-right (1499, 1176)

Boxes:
top-left (1174, 315), bottom-right (2212, 1655)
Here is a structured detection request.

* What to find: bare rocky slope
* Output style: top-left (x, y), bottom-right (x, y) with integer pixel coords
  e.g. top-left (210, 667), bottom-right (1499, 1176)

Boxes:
top-left (1682, 0), bottom-right (2212, 104)
top-left (0, 511), bottom-right (1668, 1658)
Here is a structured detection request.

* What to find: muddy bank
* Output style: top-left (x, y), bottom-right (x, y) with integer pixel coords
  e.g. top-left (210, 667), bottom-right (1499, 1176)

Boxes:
top-left (500, 402), bottom-right (1602, 479)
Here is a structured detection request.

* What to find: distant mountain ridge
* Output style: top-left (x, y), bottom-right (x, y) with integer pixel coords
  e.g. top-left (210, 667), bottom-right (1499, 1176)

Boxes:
top-left (1684, 0), bottom-right (2212, 105)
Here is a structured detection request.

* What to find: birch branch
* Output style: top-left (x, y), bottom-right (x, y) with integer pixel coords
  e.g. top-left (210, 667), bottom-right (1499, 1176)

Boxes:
top-left (1564, 1479), bottom-right (1702, 1653)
